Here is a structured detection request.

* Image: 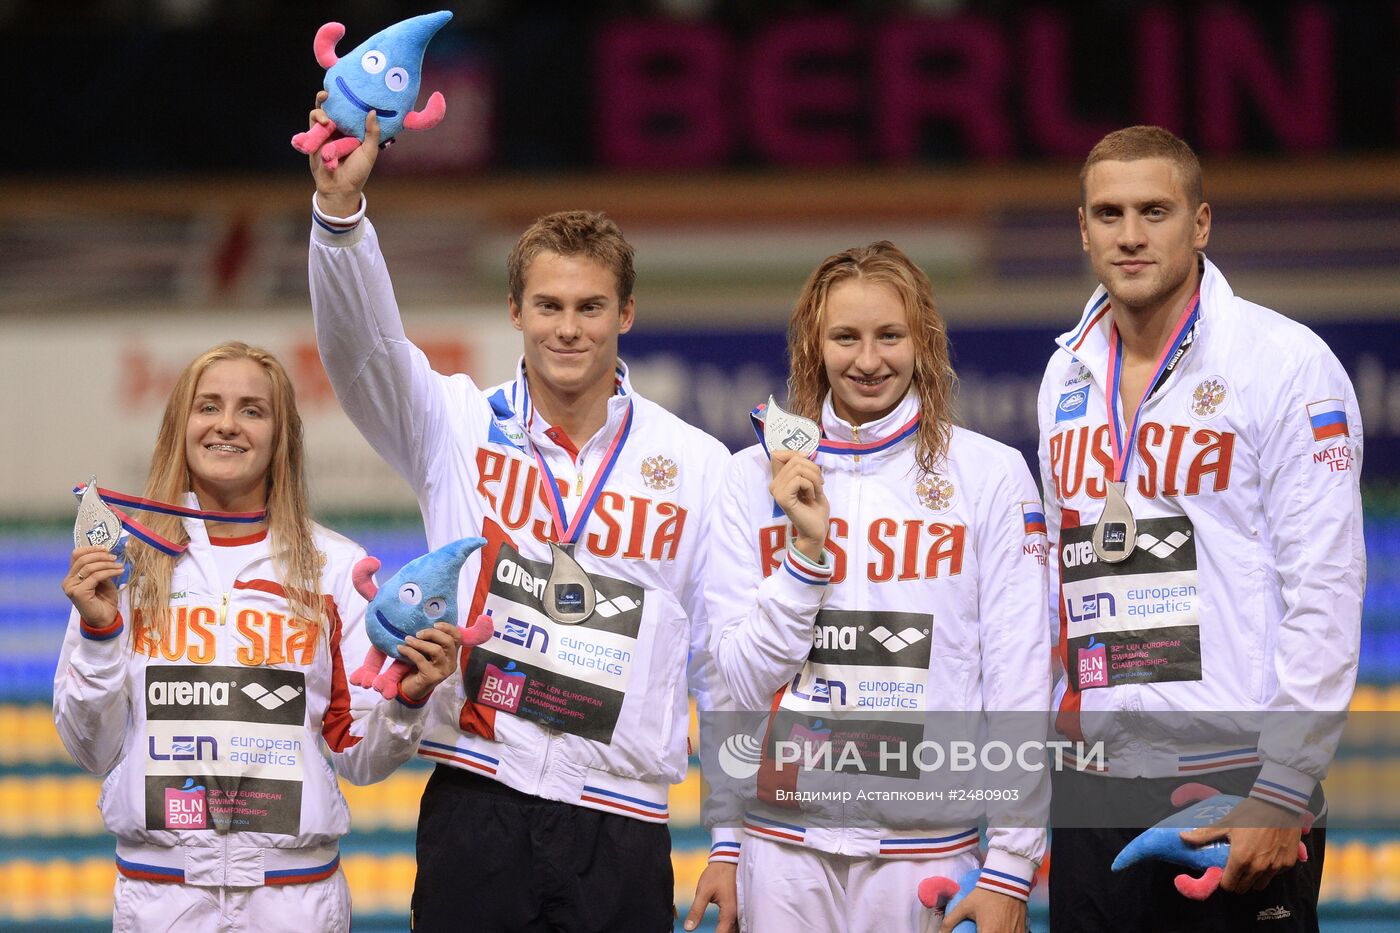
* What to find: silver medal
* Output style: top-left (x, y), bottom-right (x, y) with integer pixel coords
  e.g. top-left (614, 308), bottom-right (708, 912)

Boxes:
top-left (1091, 481), bottom-right (1137, 563)
top-left (763, 395), bottom-right (821, 458)
top-left (74, 476), bottom-right (122, 551)
top-left (543, 542), bottom-right (596, 625)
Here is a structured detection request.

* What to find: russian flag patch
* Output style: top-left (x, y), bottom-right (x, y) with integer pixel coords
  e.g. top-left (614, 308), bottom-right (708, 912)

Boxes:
top-left (1306, 399), bottom-right (1349, 441)
top-left (1022, 502), bottom-right (1047, 536)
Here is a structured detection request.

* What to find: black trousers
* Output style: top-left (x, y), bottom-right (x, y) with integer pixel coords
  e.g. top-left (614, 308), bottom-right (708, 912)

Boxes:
top-left (410, 765), bottom-right (675, 933)
top-left (1048, 768), bottom-right (1326, 933)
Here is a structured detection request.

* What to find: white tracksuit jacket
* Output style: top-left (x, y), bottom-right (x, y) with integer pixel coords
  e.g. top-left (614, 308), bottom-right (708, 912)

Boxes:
top-left (707, 393), bottom-right (1051, 901)
top-left (53, 512), bottom-right (430, 888)
top-left (307, 202), bottom-right (733, 849)
top-left (1036, 256), bottom-right (1365, 815)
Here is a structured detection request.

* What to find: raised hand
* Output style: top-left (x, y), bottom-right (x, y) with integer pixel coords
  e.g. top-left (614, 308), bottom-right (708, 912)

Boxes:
top-left (768, 448), bottom-right (830, 563)
top-left (307, 90), bottom-right (381, 217)
top-left (61, 546), bottom-right (124, 629)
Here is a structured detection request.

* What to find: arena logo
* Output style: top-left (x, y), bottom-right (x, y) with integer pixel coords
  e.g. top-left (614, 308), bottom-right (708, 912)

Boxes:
top-left (813, 623), bottom-right (858, 651)
top-left (495, 558), bottom-right (547, 602)
top-left (241, 682), bottom-right (303, 711)
top-left (148, 679), bottom-right (233, 707)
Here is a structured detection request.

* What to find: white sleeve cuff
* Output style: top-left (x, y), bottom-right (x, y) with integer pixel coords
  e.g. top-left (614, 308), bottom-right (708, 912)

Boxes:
top-left (1249, 761), bottom-right (1317, 816)
top-left (975, 848), bottom-right (1037, 902)
top-left (782, 545), bottom-right (833, 586)
top-left (311, 193), bottom-right (368, 247)
top-left (708, 829), bottom-right (741, 865)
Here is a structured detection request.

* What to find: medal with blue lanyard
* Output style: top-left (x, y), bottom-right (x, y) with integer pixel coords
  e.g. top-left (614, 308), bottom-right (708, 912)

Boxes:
top-left (1093, 292), bottom-right (1200, 562)
top-left (73, 479), bottom-right (267, 555)
top-left (532, 402), bottom-right (634, 624)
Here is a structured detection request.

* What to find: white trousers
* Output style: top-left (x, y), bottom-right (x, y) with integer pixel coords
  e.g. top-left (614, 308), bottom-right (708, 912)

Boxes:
top-left (112, 870), bottom-right (350, 933)
top-left (737, 835), bottom-right (979, 933)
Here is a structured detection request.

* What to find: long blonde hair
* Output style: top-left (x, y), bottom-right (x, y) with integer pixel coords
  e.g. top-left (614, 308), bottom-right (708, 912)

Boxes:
top-left (786, 241), bottom-right (957, 476)
top-left (126, 342), bottom-right (323, 644)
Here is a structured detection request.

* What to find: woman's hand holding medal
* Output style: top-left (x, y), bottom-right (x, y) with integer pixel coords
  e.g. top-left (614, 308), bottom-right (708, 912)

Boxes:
top-left (62, 545), bottom-right (124, 630)
top-left (768, 449), bottom-right (830, 564)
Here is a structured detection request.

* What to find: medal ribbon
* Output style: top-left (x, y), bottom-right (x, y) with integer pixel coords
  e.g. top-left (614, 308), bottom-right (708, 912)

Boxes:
top-left (532, 401), bottom-right (634, 547)
top-left (73, 484), bottom-right (267, 557)
top-left (1104, 292), bottom-right (1200, 484)
top-left (748, 404), bottom-right (921, 457)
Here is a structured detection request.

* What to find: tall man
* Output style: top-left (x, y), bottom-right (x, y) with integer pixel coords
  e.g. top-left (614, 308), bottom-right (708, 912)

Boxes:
top-left (305, 105), bottom-right (738, 932)
top-left (1037, 126), bottom-right (1364, 931)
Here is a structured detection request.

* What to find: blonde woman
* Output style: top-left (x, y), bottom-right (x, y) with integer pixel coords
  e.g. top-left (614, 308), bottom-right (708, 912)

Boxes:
top-left (706, 243), bottom-right (1050, 932)
top-left (55, 342), bottom-right (461, 932)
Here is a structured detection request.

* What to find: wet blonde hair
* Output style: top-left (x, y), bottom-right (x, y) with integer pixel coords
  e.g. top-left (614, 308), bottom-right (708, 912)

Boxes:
top-left (786, 241), bottom-right (957, 476)
top-left (126, 342), bottom-right (323, 644)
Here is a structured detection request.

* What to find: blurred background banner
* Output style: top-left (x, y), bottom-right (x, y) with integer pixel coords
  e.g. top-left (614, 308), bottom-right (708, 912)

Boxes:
top-left (3, 0), bottom-right (1399, 930)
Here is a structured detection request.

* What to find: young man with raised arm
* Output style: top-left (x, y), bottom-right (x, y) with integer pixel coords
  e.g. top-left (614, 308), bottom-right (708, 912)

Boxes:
top-left (305, 105), bottom-right (738, 933)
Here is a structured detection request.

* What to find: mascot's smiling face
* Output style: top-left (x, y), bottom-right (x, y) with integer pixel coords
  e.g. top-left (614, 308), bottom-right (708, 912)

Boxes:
top-left (365, 536), bottom-right (485, 658)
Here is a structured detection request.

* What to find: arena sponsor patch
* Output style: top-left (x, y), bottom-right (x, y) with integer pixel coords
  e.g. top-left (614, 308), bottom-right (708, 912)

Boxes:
top-left (776, 609), bottom-right (934, 779)
top-left (144, 665), bottom-right (306, 725)
top-left (462, 542), bottom-right (644, 743)
top-left (1055, 387), bottom-right (1090, 423)
top-left (1059, 517), bottom-right (1202, 689)
top-left (142, 666), bottom-right (307, 835)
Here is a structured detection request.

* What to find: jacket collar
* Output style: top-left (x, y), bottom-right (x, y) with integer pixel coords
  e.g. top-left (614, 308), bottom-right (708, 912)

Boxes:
top-left (817, 391), bottom-right (921, 463)
top-left (504, 357), bottom-right (636, 453)
top-left (1056, 254), bottom-right (1225, 387)
top-left (178, 492), bottom-right (277, 552)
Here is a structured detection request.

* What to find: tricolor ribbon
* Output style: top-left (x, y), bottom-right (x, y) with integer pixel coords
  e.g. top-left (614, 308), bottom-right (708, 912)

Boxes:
top-left (1104, 293), bottom-right (1200, 484)
top-left (747, 404), bottom-right (920, 458)
top-left (531, 402), bottom-right (634, 547)
top-left (748, 403), bottom-right (921, 518)
top-left (72, 484), bottom-right (266, 557)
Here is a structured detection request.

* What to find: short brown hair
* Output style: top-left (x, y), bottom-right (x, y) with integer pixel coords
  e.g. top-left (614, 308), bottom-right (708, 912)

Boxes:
top-left (1080, 126), bottom-right (1203, 206)
top-left (786, 241), bottom-right (957, 477)
top-left (507, 211), bottom-right (636, 306)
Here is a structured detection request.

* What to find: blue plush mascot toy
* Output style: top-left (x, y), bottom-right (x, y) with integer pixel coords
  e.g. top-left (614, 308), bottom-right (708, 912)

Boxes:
top-left (1112, 782), bottom-right (1310, 900)
top-left (349, 536), bottom-right (493, 701)
top-left (292, 11), bottom-right (453, 170)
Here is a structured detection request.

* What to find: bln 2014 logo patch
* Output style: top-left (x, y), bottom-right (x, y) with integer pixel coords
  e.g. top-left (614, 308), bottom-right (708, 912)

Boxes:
top-left (478, 661), bottom-right (526, 714)
top-left (164, 778), bottom-right (207, 829)
top-left (640, 455), bottom-right (678, 491)
top-left (915, 475), bottom-right (955, 513)
top-left (1190, 377), bottom-right (1228, 419)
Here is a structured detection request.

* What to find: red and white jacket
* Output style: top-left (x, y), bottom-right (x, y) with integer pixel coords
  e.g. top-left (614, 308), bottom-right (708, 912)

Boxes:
top-left (1037, 257), bottom-right (1364, 816)
top-left (53, 512), bottom-right (429, 887)
top-left (308, 201), bottom-right (733, 846)
top-left (706, 393), bottom-right (1050, 901)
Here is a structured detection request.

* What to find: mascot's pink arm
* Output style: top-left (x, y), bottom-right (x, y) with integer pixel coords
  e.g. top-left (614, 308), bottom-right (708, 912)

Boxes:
top-left (404, 92), bottom-right (446, 131)
top-left (314, 22), bottom-right (345, 68)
